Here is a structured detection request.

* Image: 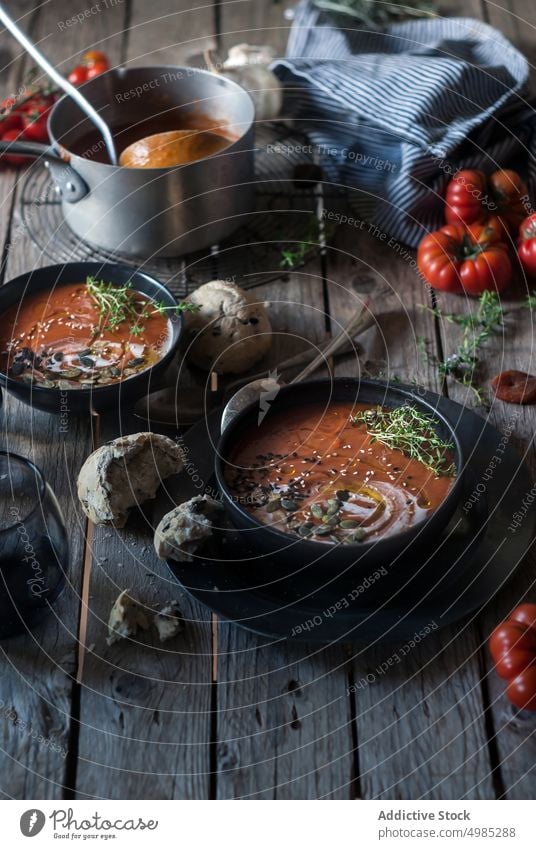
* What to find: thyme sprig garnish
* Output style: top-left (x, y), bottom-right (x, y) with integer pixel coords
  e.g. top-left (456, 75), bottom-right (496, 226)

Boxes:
top-left (352, 404), bottom-right (455, 477)
top-left (86, 276), bottom-right (198, 336)
top-left (425, 291), bottom-right (505, 405)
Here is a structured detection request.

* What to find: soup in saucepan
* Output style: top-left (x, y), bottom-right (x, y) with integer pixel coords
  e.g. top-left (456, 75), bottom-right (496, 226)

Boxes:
top-left (68, 114), bottom-right (235, 167)
top-left (225, 402), bottom-right (455, 544)
top-left (0, 277), bottom-right (172, 389)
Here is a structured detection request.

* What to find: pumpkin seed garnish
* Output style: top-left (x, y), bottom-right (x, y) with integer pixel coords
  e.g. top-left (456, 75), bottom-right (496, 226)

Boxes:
top-left (340, 519), bottom-right (360, 529)
top-left (61, 367), bottom-right (82, 378)
top-left (37, 379), bottom-right (56, 388)
top-left (315, 524), bottom-right (333, 536)
top-left (349, 528), bottom-right (366, 542)
top-left (310, 503), bottom-right (324, 519)
top-left (79, 355), bottom-right (95, 368)
top-left (266, 499), bottom-right (281, 513)
top-left (280, 498), bottom-right (298, 511)
top-left (298, 522), bottom-right (314, 537)
top-left (324, 515), bottom-right (339, 526)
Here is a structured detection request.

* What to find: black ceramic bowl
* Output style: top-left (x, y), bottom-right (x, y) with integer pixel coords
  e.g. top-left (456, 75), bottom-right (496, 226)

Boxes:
top-left (214, 378), bottom-right (466, 597)
top-left (0, 262), bottom-right (182, 414)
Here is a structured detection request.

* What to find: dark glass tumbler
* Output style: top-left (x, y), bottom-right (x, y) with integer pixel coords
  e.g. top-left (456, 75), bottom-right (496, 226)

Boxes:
top-left (0, 451), bottom-right (69, 639)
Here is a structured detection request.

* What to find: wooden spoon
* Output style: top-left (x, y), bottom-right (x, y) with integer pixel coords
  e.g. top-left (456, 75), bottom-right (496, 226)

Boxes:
top-left (119, 129), bottom-right (230, 168)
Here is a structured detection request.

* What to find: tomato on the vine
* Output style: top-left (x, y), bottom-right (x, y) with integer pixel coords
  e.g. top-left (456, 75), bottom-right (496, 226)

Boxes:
top-left (506, 667), bottom-right (536, 712)
top-left (68, 65), bottom-right (88, 86)
top-left (488, 169), bottom-right (528, 235)
top-left (445, 169), bottom-right (489, 227)
top-left (489, 603), bottom-right (536, 711)
top-left (21, 110), bottom-right (49, 142)
top-left (417, 222), bottom-right (512, 296)
top-left (510, 602), bottom-right (536, 631)
top-left (20, 97), bottom-right (52, 143)
top-left (517, 213), bottom-right (536, 277)
top-left (86, 61), bottom-right (109, 80)
top-left (81, 51), bottom-right (109, 79)
top-left (82, 50), bottom-right (109, 69)
top-left (445, 168), bottom-right (528, 235)
top-left (0, 111), bottom-right (23, 134)
top-left (0, 128), bottom-right (30, 165)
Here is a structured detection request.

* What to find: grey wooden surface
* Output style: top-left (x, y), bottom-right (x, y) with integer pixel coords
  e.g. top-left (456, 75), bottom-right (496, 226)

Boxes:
top-left (0, 0), bottom-right (534, 800)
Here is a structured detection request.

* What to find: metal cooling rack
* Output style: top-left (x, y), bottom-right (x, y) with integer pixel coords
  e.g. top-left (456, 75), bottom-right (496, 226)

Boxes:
top-left (19, 123), bottom-right (345, 298)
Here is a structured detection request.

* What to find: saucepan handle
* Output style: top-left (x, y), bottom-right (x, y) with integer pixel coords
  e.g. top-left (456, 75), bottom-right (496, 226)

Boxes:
top-left (0, 140), bottom-right (88, 202)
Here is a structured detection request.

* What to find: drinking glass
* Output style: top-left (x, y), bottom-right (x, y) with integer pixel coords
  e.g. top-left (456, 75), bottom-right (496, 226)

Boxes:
top-left (0, 451), bottom-right (69, 639)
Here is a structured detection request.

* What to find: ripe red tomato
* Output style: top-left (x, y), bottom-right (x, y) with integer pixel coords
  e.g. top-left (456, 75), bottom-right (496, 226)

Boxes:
top-left (1, 94), bottom-right (19, 113)
top-left (86, 61), bottom-right (109, 80)
top-left (417, 222), bottom-right (512, 296)
top-left (82, 50), bottom-right (109, 69)
top-left (445, 169), bottom-right (489, 227)
top-left (489, 603), bottom-right (536, 710)
top-left (494, 649), bottom-right (535, 680)
top-left (510, 602), bottom-right (536, 631)
top-left (0, 111), bottom-right (23, 134)
top-left (489, 169), bottom-right (528, 235)
top-left (506, 667), bottom-right (536, 711)
top-left (0, 128), bottom-right (30, 165)
top-left (489, 621), bottom-right (536, 660)
top-left (445, 168), bottom-right (528, 235)
top-left (21, 110), bottom-right (49, 142)
top-left (68, 65), bottom-right (88, 86)
top-left (21, 98), bottom-right (52, 143)
top-left (517, 214), bottom-right (536, 277)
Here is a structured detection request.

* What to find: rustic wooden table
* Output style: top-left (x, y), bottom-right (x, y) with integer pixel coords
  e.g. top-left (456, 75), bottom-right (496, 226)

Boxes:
top-left (0, 0), bottom-right (535, 800)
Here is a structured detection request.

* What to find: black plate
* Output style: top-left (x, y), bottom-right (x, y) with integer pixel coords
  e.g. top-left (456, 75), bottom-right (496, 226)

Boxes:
top-left (164, 391), bottom-right (535, 644)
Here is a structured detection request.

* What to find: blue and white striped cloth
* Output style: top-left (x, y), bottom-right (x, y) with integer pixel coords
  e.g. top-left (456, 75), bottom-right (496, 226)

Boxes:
top-left (273, 2), bottom-right (536, 246)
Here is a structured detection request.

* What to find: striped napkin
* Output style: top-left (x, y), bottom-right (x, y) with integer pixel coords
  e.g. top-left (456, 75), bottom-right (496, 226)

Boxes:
top-left (273, 1), bottom-right (536, 246)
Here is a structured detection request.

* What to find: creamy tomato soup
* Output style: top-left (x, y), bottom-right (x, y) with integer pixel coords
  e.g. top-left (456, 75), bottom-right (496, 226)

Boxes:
top-left (0, 281), bottom-right (171, 389)
top-left (225, 402), bottom-right (454, 544)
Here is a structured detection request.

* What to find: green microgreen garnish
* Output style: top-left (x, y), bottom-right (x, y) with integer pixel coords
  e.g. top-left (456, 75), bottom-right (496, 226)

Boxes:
top-left (352, 404), bottom-right (455, 477)
top-left (86, 276), bottom-right (199, 336)
top-left (424, 291), bottom-right (504, 405)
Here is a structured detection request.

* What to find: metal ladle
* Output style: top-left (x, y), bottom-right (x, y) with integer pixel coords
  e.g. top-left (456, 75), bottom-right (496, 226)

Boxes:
top-left (0, 4), bottom-right (118, 165)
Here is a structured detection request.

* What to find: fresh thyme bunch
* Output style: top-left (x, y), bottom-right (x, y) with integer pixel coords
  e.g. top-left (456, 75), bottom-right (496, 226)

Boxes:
top-left (86, 276), bottom-right (198, 337)
top-left (352, 404), bottom-right (455, 476)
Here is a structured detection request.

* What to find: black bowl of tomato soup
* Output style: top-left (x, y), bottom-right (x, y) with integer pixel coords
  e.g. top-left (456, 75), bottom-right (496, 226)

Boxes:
top-left (214, 379), bottom-right (466, 598)
top-left (0, 262), bottom-right (183, 414)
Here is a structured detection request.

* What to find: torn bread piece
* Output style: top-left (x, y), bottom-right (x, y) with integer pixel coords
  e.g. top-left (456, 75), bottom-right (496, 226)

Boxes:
top-left (77, 432), bottom-right (184, 527)
top-left (154, 601), bottom-right (185, 643)
top-left (154, 495), bottom-right (223, 562)
top-left (107, 590), bottom-right (150, 646)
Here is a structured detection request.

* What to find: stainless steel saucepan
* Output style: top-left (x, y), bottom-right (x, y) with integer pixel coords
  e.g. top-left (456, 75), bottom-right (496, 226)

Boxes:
top-left (0, 66), bottom-right (256, 258)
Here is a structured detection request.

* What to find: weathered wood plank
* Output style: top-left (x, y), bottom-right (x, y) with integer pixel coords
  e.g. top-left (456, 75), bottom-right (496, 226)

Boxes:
top-left (0, 0), bottom-right (127, 799)
top-left (215, 274), bottom-right (356, 799)
top-left (435, 285), bottom-right (536, 799)
top-left (480, 0), bottom-right (536, 91)
top-left (216, 631), bottom-right (354, 799)
top-left (127, 0), bottom-right (217, 67)
top-left (327, 224), bottom-right (496, 798)
top-left (219, 0), bottom-right (295, 57)
top-left (73, 2), bottom-right (215, 799)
